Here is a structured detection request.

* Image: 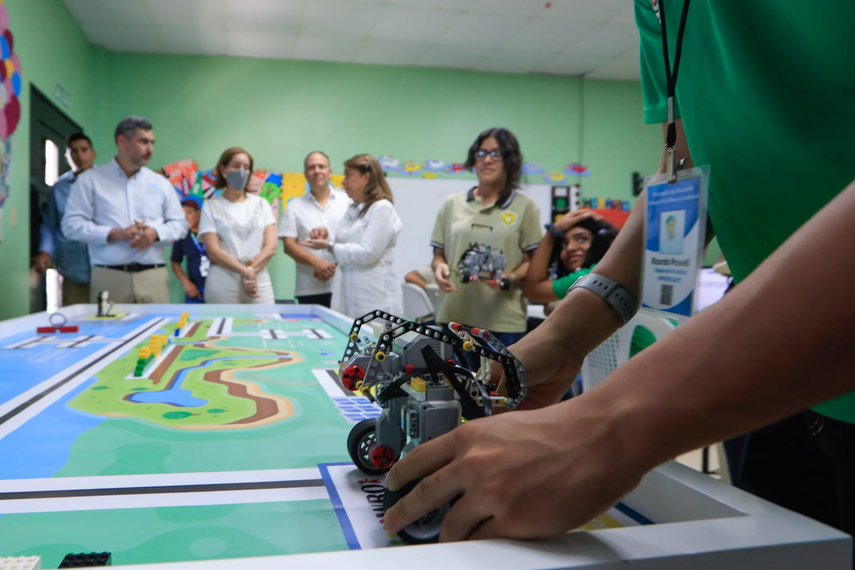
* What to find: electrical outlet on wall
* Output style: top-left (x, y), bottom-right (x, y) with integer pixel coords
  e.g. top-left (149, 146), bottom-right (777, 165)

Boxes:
top-left (10, 206), bottom-right (17, 228)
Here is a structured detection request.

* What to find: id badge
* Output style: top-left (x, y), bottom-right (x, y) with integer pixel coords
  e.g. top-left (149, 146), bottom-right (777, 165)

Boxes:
top-left (199, 254), bottom-right (211, 278)
top-left (641, 165), bottom-right (710, 320)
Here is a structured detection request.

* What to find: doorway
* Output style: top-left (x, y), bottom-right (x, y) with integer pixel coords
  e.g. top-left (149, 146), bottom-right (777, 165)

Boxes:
top-left (29, 86), bottom-right (82, 313)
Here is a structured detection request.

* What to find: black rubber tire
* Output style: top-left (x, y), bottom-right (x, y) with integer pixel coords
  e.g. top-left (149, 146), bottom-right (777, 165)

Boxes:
top-left (499, 277), bottom-right (511, 291)
top-left (383, 479), bottom-right (449, 544)
top-left (460, 270), bottom-right (471, 284)
top-left (347, 418), bottom-right (389, 476)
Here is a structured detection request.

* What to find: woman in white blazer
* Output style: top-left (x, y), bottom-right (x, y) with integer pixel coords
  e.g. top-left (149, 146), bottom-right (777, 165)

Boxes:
top-left (300, 154), bottom-right (403, 318)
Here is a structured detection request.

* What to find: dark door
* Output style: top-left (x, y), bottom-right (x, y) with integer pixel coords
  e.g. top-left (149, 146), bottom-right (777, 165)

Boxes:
top-left (29, 86), bottom-right (82, 313)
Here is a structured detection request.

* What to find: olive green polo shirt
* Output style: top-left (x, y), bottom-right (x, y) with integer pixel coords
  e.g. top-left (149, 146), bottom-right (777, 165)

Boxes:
top-left (431, 188), bottom-right (542, 332)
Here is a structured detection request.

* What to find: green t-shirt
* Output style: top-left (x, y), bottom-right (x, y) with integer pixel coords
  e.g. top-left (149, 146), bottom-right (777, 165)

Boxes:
top-left (431, 189), bottom-right (542, 332)
top-left (636, 0), bottom-right (855, 423)
top-left (552, 266), bottom-right (593, 299)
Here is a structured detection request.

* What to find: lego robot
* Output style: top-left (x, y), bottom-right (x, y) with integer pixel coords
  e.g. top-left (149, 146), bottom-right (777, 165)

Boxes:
top-left (456, 223), bottom-right (511, 290)
top-left (339, 310), bottom-right (527, 544)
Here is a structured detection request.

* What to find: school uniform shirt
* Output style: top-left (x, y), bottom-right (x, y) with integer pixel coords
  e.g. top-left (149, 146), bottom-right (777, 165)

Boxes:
top-left (278, 189), bottom-right (350, 296)
top-left (170, 232), bottom-right (208, 290)
top-left (330, 199), bottom-right (403, 318)
top-left (62, 158), bottom-right (188, 266)
top-left (430, 188), bottom-right (541, 333)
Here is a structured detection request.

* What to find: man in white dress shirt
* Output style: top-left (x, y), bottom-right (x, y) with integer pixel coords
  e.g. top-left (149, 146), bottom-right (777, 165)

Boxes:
top-left (62, 116), bottom-right (188, 304)
top-left (279, 151), bottom-right (349, 307)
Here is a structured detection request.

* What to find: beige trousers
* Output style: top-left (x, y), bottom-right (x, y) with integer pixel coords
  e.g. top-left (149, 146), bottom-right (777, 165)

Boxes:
top-left (90, 266), bottom-right (170, 304)
top-left (61, 278), bottom-right (91, 306)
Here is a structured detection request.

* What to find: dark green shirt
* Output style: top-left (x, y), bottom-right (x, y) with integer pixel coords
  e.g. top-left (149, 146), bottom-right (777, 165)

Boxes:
top-left (636, 0), bottom-right (855, 422)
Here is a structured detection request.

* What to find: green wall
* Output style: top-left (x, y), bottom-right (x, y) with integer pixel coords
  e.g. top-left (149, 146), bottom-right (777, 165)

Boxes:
top-left (0, 0), bottom-right (103, 320)
top-left (94, 52), bottom-right (661, 301)
top-left (0, 5), bottom-right (664, 316)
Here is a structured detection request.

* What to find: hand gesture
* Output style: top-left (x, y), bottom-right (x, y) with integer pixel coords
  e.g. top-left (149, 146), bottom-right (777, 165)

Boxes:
top-left (34, 252), bottom-right (52, 274)
top-left (300, 238), bottom-right (329, 251)
top-left (313, 258), bottom-right (337, 281)
top-left (130, 226), bottom-right (158, 251)
top-left (554, 209), bottom-right (602, 232)
top-left (310, 227), bottom-right (329, 240)
top-left (435, 263), bottom-right (456, 293)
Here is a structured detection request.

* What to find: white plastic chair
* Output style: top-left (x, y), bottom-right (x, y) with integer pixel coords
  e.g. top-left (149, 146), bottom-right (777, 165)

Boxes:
top-left (402, 283), bottom-right (435, 322)
top-left (424, 284), bottom-right (445, 316)
top-left (580, 310), bottom-right (677, 393)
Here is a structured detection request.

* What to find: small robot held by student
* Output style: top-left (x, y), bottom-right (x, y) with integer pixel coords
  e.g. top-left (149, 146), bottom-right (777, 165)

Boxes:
top-left (456, 223), bottom-right (510, 290)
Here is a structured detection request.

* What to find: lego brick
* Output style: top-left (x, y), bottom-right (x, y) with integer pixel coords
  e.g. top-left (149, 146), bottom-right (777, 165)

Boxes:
top-left (58, 552), bottom-right (111, 567)
top-left (0, 556), bottom-right (41, 570)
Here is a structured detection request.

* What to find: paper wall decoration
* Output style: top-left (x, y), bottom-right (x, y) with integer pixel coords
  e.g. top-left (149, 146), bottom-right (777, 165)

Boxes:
top-left (0, 0), bottom-right (21, 243)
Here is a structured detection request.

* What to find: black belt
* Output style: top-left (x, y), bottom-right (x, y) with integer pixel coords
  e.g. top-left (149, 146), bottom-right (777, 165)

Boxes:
top-left (95, 263), bottom-right (165, 273)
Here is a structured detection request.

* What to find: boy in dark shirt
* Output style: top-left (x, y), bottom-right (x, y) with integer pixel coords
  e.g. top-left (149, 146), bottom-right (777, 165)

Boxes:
top-left (171, 196), bottom-right (208, 303)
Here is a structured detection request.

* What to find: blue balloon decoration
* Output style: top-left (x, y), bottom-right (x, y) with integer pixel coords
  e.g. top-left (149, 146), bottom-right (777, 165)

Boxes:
top-left (0, 37), bottom-right (8, 60)
top-left (11, 72), bottom-right (20, 97)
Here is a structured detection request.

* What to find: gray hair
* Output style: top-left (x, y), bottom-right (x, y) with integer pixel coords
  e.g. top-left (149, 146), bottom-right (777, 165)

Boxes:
top-left (114, 116), bottom-right (152, 142)
top-left (303, 150), bottom-right (330, 169)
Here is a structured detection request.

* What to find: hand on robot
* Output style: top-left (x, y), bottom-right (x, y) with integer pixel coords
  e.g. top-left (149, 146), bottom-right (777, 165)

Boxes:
top-left (383, 397), bottom-right (645, 542)
top-left (434, 263), bottom-right (456, 293)
top-left (485, 274), bottom-right (514, 292)
top-left (491, 335), bottom-right (583, 411)
top-left (310, 226), bottom-right (329, 240)
top-left (554, 209), bottom-right (602, 233)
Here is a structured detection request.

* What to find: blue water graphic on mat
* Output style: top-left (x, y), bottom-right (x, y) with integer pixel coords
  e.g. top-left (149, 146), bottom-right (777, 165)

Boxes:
top-left (0, 376), bottom-right (104, 480)
top-left (127, 355), bottom-right (291, 407)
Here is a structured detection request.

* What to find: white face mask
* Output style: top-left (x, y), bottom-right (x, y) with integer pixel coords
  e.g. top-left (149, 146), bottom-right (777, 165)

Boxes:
top-left (226, 168), bottom-right (249, 190)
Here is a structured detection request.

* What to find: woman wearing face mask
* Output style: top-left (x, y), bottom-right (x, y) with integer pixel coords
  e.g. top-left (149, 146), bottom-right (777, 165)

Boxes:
top-left (198, 147), bottom-right (277, 304)
top-left (430, 128), bottom-right (542, 354)
top-left (300, 154), bottom-right (403, 318)
top-left (522, 209), bottom-right (618, 307)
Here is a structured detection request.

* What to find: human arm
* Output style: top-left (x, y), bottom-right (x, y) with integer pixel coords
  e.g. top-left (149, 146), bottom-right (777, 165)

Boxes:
top-left (283, 237), bottom-right (336, 280)
top-left (405, 270), bottom-right (429, 289)
top-left (431, 248), bottom-right (455, 294)
top-left (200, 232), bottom-right (253, 278)
top-left (197, 205), bottom-right (254, 280)
top-left (35, 190), bottom-right (60, 272)
top-left (386, 177), bottom-right (855, 542)
top-left (250, 224), bottom-right (278, 274)
top-left (145, 181), bottom-right (189, 243)
top-left (62, 175), bottom-right (126, 245)
top-left (324, 202), bottom-right (401, 268)
top-left (486, 251), bottom-right (532, 291)
top-left (171, 261), bottom-right (201, 299)
top-left (521, 210), bottom-right (601, 302)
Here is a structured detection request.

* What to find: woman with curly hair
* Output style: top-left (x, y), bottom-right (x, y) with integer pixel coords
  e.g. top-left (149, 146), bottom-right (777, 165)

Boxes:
top-left (430, 128), bottom-right (542, 351)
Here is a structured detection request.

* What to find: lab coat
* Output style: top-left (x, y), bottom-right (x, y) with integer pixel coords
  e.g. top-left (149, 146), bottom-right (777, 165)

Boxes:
top-left (330, 199), bottom-right (403, 318)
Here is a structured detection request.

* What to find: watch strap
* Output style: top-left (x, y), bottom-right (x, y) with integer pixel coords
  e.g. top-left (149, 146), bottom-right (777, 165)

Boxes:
top-left (567, 273), bottom-right (638, 326)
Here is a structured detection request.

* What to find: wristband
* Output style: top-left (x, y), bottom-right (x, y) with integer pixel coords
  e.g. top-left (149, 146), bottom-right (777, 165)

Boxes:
top-left (544, 223), bottom-right (565, 241)
top-left (567, 273), bottom-right (638, 326)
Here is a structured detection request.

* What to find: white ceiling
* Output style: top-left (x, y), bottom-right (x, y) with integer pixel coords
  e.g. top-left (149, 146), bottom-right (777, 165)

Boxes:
top-left (64, 0), bottom-right (641, 80)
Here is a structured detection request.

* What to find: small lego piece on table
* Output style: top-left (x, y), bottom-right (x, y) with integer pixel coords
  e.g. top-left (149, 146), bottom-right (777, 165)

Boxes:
top-left (37, 312), bottom-right (78, 334)
top-left (0, 556), bottom-right (41, 570)
top-left (58, 552), bottom-right (111, 567)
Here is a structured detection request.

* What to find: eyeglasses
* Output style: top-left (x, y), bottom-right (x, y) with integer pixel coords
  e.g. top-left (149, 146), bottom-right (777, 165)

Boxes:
top-left (475, 149), bottom-right (503, 161)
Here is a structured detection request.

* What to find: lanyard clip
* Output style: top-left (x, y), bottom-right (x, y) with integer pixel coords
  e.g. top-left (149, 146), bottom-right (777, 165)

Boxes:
top-left (666, 145), bottom-right (677, 184)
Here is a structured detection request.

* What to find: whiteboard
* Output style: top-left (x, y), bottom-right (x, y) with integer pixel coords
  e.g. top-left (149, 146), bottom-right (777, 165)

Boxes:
top-left (385, 178), bottom-right (553, 283)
